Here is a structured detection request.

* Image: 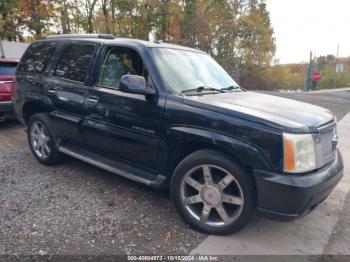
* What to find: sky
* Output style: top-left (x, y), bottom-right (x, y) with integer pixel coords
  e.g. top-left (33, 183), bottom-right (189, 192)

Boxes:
top-left (265, 0), bottom-right (350, 64)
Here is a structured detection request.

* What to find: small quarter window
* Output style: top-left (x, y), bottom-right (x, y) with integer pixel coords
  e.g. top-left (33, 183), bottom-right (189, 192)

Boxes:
top-left (18, 42), bottom-right (56, 73)
top-left (54, 44), bottom-right (95, 83)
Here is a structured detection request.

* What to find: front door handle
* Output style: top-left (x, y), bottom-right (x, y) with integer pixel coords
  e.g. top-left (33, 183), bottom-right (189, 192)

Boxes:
top-left (87, 96), bottom-right (99, 106)
top-left (48, 88), bottom-right (57, 94)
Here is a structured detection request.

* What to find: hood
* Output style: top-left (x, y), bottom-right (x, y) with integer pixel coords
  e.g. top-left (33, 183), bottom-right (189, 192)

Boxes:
top-left (183, 91), bottom-right (334, 133)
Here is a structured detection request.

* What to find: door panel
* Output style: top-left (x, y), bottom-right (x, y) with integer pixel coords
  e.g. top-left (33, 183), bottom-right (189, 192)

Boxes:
top-left (47, 78), bottom-right (88, 143)
top-left (48, 43), bottom-right (97, 144)
top-left (81, 46), bottom-right (165, 171)
top-left (83, 87), bottom-right (164, 171)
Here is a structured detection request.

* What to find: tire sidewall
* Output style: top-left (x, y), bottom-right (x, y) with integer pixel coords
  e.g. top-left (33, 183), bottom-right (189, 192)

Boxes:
top-left (171, 150), bottom-right (256, 235)
top-left (27, 113), bottom-right (59, 165)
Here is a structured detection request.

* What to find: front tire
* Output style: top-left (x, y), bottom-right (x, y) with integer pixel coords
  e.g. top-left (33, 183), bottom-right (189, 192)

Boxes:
top-left (171, 150), bottom-right (256, 235)
top-left (27, 113), bottom-right (62, 165)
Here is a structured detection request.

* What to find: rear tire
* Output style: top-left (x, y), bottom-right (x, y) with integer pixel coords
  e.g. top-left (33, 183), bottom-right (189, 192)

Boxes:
top-left (27, 113), bottom-right (62, 165)
top-left (171, 149), bottom-right (256, 235)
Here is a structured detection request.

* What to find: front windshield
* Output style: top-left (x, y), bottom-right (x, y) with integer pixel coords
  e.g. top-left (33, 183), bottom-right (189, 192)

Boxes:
top-left (150, 48), bottom-right (240, 93)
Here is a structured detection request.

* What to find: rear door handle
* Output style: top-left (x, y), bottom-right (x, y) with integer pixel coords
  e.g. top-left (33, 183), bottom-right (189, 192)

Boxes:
top-left (48, 88), bottom-right (57, 94)
top-left (87, 96), bottom-right (99, 105)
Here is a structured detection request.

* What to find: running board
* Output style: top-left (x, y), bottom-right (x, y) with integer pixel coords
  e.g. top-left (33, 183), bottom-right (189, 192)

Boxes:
top-left (58, 144), bottom-right (167, 188)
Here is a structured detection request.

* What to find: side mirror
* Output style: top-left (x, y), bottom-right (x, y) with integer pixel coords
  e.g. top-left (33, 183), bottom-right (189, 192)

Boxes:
top-left (120, 75), bottom-right (156, 95)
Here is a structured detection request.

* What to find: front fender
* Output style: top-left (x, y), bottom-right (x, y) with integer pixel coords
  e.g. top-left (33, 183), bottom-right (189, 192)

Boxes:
top-left (164, 126), bottom-right (274, 171)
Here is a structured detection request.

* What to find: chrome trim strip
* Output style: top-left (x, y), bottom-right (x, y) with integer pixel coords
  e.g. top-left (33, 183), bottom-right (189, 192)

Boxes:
top-left (58, 146), bottom-right (152, 186)
top-left (317, 121), bottom-right (336, 133)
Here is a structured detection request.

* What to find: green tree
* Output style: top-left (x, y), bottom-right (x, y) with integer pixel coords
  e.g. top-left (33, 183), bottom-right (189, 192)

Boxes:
top-left (0, 0), bottom-right (22, 40)
top-left (19, 0), bottom-right (55, 39)
top-left (5, 0), bottom-right (277, 90)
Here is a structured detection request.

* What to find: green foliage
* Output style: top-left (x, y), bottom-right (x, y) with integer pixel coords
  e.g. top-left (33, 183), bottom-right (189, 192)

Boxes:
top-left (2, 0), bottom-right (348, 91)
top-left (319, 64), bottom-right (350, 89)
top-left (258, 64), bottom-right (306, 90)
top-left (2, 0), bottom-right (277, 90)
top-left (256, 57), bottom-right (350, 91)
top-left (18, 0), bottom-right (56, 39)
top-left (316, 55), bottom-right (336, 71)
top-left (0, 0), bottom-right (22, 41)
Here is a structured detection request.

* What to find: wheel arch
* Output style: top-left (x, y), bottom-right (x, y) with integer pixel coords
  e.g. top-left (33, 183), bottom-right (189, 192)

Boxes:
top-left (163, 126), bottom-right (272, 179)
top-left (22, 101), bottom-right (50, 125)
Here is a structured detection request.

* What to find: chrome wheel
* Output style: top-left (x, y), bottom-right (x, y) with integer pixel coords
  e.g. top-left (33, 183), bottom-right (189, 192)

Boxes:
top-left (180, 165), bottom-right (244, 227)
top-left (30, 121), bottom-right (51, 159)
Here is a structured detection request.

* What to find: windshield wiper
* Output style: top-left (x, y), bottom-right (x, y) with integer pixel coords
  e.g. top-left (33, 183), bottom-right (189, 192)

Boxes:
top-left (181, 86), bottom-right (225, 94)
top-left (221, 85), bottom-right (241, 91)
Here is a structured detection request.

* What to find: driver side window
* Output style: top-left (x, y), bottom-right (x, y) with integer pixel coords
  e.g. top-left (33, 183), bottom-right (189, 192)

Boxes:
top-left (97, 47), bottom-right (144, 89)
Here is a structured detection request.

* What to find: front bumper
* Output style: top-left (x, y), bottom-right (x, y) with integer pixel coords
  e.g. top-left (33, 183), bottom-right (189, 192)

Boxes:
top-left (253, 149), bottom-right (343, 220)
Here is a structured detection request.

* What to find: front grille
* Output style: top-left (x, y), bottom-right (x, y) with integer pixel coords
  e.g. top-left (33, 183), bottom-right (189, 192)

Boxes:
top-left (315, 122), bottom-right (337, 169)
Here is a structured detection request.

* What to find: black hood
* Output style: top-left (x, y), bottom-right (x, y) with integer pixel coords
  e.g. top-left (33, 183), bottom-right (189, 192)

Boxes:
top-left (183, 91), bottom-right (335, 133)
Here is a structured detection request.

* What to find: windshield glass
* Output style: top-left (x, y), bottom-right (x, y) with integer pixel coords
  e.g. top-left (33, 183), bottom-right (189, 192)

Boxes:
top-left (150, 48), bottom-right (239, 93)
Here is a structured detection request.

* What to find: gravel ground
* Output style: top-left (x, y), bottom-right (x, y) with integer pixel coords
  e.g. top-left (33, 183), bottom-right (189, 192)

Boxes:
top-left (0, 90), bottom-right (349, 256)
top-left (0, 121), bottom-right (205, 255)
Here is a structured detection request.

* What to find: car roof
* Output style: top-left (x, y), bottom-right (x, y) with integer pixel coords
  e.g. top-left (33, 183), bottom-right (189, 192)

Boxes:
top-left (37, 34), bottom-right (205, 53)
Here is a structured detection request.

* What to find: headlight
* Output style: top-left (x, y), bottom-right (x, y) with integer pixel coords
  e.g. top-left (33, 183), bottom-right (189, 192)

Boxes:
top-left (283, 133), bottom-right (316, 173)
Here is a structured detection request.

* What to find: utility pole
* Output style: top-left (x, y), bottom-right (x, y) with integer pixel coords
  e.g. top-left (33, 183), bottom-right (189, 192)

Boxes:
top-left (0, 41), bottom-right (5, 58)
top-left (234, 60), bottom-right (241, 84)
top-left (333, 43), bottom-right (340, 89)
top-left (304, 51), bottom-right (313, 91)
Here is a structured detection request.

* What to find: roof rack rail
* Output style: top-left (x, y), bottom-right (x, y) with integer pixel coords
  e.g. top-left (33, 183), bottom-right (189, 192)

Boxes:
top-left (43, 34), bottom-right (115, 40)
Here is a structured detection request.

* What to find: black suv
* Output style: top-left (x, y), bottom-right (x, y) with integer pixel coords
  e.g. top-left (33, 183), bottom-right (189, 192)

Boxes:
top-left (14, 34), bottom-right (343, 235)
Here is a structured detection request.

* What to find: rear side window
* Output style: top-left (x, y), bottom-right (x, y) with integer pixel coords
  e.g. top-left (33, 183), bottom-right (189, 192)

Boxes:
top-left (54, 44), bottom-right (95, 83)
top-left (0, 63), bottom-right (17, 75)
top-left (18, 42), bottom-right (56, 73)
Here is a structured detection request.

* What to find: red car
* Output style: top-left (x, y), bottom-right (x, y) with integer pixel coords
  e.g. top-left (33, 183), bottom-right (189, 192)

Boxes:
top-left (0, 57), bottom-right (18, 121)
